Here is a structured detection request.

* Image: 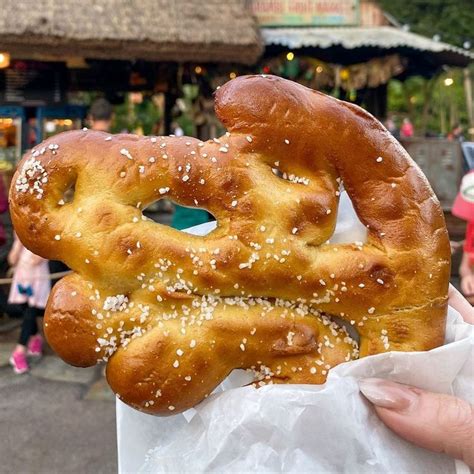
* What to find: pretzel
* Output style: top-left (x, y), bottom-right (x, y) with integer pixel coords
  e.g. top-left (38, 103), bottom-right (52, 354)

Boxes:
top-left (9, 75), bottom-right (450, 415)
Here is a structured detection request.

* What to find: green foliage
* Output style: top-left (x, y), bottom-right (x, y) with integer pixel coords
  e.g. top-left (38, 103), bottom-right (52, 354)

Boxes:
top-left (176, 85), bottom-right (199, 136)
top-left (112, 96), bottom-right (161, 135)
top-left (379, 0), bottom-right (474, 47)
top-left (381, 0), bottom-right (473, 135)
top-left (388, 69), bottom-right (470, 135)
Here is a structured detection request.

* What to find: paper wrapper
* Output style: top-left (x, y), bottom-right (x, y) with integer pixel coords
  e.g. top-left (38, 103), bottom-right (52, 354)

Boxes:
top-left (117, 193), bottom-right (474, 473)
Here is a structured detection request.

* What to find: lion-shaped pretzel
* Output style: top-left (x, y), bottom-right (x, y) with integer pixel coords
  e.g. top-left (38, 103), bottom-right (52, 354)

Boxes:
top-left (9, 75), bottom-right (450, 415)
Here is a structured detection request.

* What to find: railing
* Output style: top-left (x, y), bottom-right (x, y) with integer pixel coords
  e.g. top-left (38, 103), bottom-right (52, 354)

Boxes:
top-left (400, 138), bottom-right (464, 211)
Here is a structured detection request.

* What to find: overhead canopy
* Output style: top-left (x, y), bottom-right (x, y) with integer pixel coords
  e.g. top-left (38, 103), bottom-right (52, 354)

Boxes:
top-left (0, 0), bottom-right (263, 65)
top-left (262, 26), bottom-right (474, 69)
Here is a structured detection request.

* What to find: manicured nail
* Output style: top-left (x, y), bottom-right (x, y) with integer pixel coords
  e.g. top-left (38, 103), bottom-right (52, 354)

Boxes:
top-left (359, 378), bottom-right (418, 411)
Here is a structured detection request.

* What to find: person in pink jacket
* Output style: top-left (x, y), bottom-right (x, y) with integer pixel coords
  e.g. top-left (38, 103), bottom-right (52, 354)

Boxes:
top-left (0, 176), bottom-right (8, 246)
top-left (400, 117), bottom-right (414, 138)
top-left (8, 234), bottom-right (51, 374)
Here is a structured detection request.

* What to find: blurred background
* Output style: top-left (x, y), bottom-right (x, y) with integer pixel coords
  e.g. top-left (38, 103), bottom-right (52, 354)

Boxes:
top-left (0, 1), bottom-right (472, 472)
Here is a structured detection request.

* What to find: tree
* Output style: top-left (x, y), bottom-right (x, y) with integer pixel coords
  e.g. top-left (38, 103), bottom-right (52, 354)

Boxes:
top-left (379, 0), bottom-right (474, 48)
top-left (380, 0), bottom-right (474, 136)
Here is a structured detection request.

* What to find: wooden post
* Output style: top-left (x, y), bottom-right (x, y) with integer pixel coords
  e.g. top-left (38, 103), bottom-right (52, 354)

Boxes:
top-left (449, 87), bottom-right (456, 129)
top-left (420, 76), bottom-right (436, 136)
top-left (164, 92), bottom-right (174, 135)
top-left (464, 68), bottom-right (473, 139)
top-left (440, 84), bottom-right (446, 136)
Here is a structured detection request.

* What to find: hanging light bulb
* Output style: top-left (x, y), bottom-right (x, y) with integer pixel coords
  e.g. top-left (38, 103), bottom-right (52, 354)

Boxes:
top-left (0, 52), bottom-right (10, 69)
top-left (340, 68), bottom-right (350, 80)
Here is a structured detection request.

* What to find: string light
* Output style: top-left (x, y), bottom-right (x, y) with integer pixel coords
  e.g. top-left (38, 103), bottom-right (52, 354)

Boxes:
top-left (194, 66), bottom-right (202, 74)
top-left (229, 72), bottom-right (237, 79)
top-left (340, 68), bottom-right (350, 80)
top-left (286, 52), bottom-right (295, 61)
top-left (0, 52), bottom-right (10, 69)
top-left (316, 66), bottom-right (323, 74)
top-left (444, 77), bottom-right (454, 86)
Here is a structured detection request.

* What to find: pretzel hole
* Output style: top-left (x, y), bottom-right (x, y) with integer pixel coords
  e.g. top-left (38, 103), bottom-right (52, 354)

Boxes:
top-left (60, 179), bottom-right (76, 205)
top-left (144, 199), bottom-right (217, 235)
top-left (272, 167), bottom-right (283, 179)
top-left (330, 314), bottom-right (360, 345)
top-left (328, 191), bottom-right (368, 245)
top-left (271, 166), bottom-right (311, 186)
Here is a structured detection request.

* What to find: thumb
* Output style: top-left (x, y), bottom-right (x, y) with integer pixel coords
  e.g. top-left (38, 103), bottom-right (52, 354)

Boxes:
top-left (359, 378), bottom-right (474, 467)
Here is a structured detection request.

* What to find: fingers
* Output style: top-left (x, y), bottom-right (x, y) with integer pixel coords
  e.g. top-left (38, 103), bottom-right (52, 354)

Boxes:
top-left (460, 276), bottom-right (474, 298)
top-left (360, 378), bottom-right (474, 467)
top-left (450, 241), bottom-right (463, 254)
top-left (448, 284), bottom-right (474, 324)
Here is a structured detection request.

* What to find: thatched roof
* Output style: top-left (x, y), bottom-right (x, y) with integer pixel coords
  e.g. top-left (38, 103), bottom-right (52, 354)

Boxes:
top-left (0, 0), bottom-right (263, 64)
top-left (263, 26), bottom-right (474, 68)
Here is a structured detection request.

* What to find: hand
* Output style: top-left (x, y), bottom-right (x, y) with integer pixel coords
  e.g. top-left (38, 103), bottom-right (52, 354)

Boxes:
top-left (359, 285), bottom-right (474, 467)
top-left (449, 240), bottom-right (464, 254)
top-left (29, 254), bottom-right (45, 267)
top-left (7, 235), bottom-right (22, 267)
top-left (460, 274), bottom-right (474, 300)
top-left (359, 379), bottom-right (473, 466)
top-left (450, 283), bottom-right (474, 322)
top-left (459, 251), bottom-right (474, 305)
top-left (7, 252), bottom-right (16, 267)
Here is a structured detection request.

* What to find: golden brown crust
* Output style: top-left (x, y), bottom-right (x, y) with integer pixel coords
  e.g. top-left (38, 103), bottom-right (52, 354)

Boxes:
top-left (9, 75), bottom-right (450, 415)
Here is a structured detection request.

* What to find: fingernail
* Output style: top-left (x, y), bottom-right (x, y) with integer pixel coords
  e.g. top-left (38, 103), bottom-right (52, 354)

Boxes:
top-left (359, 378), bottom-right (418, 411)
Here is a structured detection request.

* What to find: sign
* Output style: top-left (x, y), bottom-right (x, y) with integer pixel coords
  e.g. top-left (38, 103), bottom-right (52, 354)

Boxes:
top-left (251, 0), bottom-right (360, 26)
top-left (0, 60), bottom-right (67, 105)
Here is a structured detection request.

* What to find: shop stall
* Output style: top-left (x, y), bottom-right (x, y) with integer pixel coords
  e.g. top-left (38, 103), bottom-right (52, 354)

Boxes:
top-left (0, 0), bottom-right (263, 227)
top-left (0, 0), bottom-right (263, 150)
top-left (36, 106), bottom-right (86, 143)
top-left (0, 106), bottom-right (24, 171)
top-left (251, 0), bottom-right (474, 118)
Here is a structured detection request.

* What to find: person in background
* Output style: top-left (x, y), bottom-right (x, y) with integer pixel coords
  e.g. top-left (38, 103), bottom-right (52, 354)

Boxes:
top-left (8, 234), bottom-right (51, 374)
top-left (460, 249), bottom-right (474, 304)
top-left (400, 117), bottom-right (414, 138)
top-left (0, 174), bottom-right (14, 312)
top-left (447, 123), bottom-right (464, 142)
top-left (171, 121), bottom-right (184, 137)
top-left (0, 175), bottom-right (8, 247)
top-left (88, 98), bottom-right (114, 132)
top-left (384, 116), bottom-right (400, 140)
top-left (452, 171), bottom-right (474, 304)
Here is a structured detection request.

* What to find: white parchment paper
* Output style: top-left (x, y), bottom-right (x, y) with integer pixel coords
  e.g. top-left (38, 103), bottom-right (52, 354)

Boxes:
top-left (117, 193), bottom-right (474, 473)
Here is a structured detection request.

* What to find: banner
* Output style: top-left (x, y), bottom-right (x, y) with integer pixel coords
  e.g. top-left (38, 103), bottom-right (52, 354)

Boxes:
top-left (251, 0), bottom-right (360, 26)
